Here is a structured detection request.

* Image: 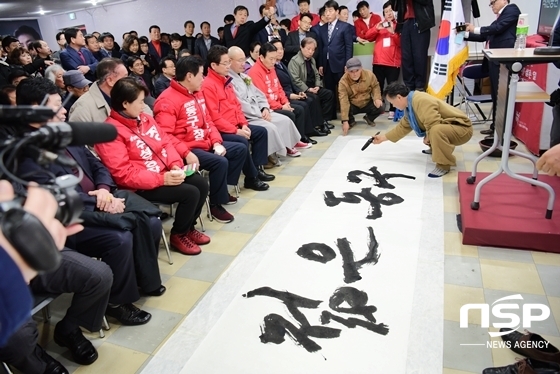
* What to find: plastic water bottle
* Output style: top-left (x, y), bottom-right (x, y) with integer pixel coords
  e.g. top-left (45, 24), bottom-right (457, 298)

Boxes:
top-left (515, 14), bottom-right (529, 50)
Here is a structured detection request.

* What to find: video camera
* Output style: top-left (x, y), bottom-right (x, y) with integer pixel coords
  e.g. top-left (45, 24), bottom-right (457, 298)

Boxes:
top-left (0, 105), bottom-right (117, 272)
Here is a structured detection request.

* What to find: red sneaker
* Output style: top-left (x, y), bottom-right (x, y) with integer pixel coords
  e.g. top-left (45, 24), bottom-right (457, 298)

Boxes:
top-left (210, 205), bottom-right (234, 223)
top-left (170, 233), bottom-right (201, 255)
top-left (187, 229), bottom-right (211, 245)
top-left (226, 194), bottom-right (237, 205)
top-left (294, 141), bottom-right (312, 149)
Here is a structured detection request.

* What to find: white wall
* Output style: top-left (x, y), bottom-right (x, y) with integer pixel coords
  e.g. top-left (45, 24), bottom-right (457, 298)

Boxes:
top-left (37, 0), bottom-right (264, 48)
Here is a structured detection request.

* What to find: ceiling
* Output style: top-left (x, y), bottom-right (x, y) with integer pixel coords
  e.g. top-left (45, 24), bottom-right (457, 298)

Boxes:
top-left (0, 0), bottom-right (127, 19)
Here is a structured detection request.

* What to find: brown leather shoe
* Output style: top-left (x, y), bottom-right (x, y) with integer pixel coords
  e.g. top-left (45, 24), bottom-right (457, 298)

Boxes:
top-left (500, 329), bottom-right (560, 364)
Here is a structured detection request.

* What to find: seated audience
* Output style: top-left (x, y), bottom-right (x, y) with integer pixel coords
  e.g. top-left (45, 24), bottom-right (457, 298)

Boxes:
top-left (62, 70), bottom-right (91, 112)
top-left (202, 45), bottom-right (274, 190)
top-left (244, 41), bottom-right (260, 73)
top-left (154, 56), bottom-right (176, 97)
top-left (194, 21), bottom-right (220, 61)
top-left (7, 47), bottom-right (53, 76)
top-left (139, 36), bottom-right (158, 75)
top-left (0, 84), bottom-right (16, 105)
top-left (288, 37), bottom-right (334, 130)
top-left (338, 58), bottom-right (384, 135)
top-left (44, 64), bottom-right (66, 95)
top-left (154, 56), bottom-right (247, 223)
top-left (373, 82), bottom-right (473, 178)
top-left (99, 32), bottom-right (122, 58)
top-left (85, 34), bottom-right (109, 62)
top-left (95, 77), bottom-right (210, 255)
top-left (120, 35), bottom-right (140, 62)
top-left (248, 42), bottom-right (315, 145)
top-left (60, 27), bottom-right (98, 82)
top-left (228, 46), bottom-right (302, 159)
top-left (8, 69), bottom-right (30, 86)
top-left (126, 55), bottom-right (155, 101)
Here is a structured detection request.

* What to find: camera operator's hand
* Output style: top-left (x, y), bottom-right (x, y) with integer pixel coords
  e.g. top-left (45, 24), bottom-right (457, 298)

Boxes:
top-left (0, 181), bottom-right (83, 283)
top-left (88, 189), bottom-right (115, 212)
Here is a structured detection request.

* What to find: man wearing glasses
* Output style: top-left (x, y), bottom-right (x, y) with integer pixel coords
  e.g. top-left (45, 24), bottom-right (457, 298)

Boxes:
top-left (154, 56), bottom-right (176, 98)
top-left (465, 0), bottom-right (521, 136)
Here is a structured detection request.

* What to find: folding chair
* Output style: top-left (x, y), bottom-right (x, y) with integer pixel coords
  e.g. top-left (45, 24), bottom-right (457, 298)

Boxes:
top-left (458, 64), bottom-right (493, 123)
top-left (150, 202), bottom-right (175, 265)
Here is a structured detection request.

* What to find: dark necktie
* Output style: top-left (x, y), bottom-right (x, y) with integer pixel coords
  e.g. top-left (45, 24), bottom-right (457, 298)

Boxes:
top-left (77, 50), bottom-right (86, 64)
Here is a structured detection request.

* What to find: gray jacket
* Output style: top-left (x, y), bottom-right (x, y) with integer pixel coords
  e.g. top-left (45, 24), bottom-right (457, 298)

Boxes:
top-left (287, 51), bottom-right (322, 93)
top-left (229, 70), bottom-right (270, 120)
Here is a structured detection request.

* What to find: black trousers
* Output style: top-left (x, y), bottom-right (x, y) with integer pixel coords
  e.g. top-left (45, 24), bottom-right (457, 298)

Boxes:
top-left (291, 97), bottom-right (322, 130)
top-left (275, 106), bottom-right (309, 138)
top-left (308, 88), bottom-right (335, 121)
top-left (372, 64), bottom-right (400, 111)
top-left (220, 124), bottom-right (268, 177)
top-left (136, 173), bottom-right (209, 234)
top-left (347, 99), bottom-right (384, 123)
top-left (0, 250), bottom-right (113, 373)
top-left (401, 18), bottom-right (431, 90)
top-left (323, 60), bottom-right (345, 119)
top-left (66, 225), bottom-right (143, 304)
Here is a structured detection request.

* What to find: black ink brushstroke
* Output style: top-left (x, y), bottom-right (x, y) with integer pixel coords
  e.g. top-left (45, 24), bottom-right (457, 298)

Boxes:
top-left (336, 227), bottom-right (380, 283)
top-left (320, 311), bottom-right (390, 335)
top-left (328, 287), bottom-right (378, 322)
top-left (347, 166), bottom-right (415, 188)
top-left (296, 243), bottom-right (337, 263)
top-left (243, 287), bottom-right (341, 353)
top-left (323, 188), bottom-right (404, 219)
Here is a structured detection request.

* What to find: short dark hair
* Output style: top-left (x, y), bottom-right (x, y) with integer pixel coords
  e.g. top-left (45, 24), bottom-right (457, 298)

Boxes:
top-left (56, 31), bottom-right (65, 42)
top-left (64, 28), bottom-right (80, 45)
top-left (138, 36), bottom-right (149, 45)
top-left (110, 77), bottom-right (149, 112)
top-left (29, 40), bottom-right (43, 52)
top-left (339, 5), bottom-right (348, 11)
top-left (170, 33), bottom-right (182, 42)
top-left (149, 25), bottom-right (160, 33)
top-left (224, 14), bottom-right (235, 23)
top-left (184, 20), bottom-right (194, 28)
top-left (122, 32), bottom-right (130, 40)
top-left (279, 19), bottom-right (291, 29)
top-left (129, 30), bottom-right (138, 35)
top-left (96, 58), bottom-right (125, 84)
top-left (324, 1), bottom-right (339, 11)
top-left (8, 70), bottom-right (30, 85)
top-left (160, 56), bottom-right (176, 70)
top-left (259, 4), bottom-right (266, 15)
top-left (99, 32), bottom-right (114, 43)
top-left (161, 33), bottom-right (170, 40)
top-left (0, 84), bottom-right (16, 105)
top-left (301, 36), bottom-right (317, 48)
top-left (217, 27), bottom-right (224, 33)
top-left (298, 0), bottom-right (310, 5)
top-left (1, 36), bottom-right (17, 53)
top-left (357, 1), bottom-right (369, 10)
top-left (259, 42), bottom-right (277, 57)
top-left (84, 34), bottom-right (98, 46)
top-left (300, 12), bottom-right (313, 22)
top-left (200, 21), bottom-right (210, 29)
top-left (249, 41), bottom-right (261, 53)
top-left (352, 10), bottom-right (360, 18)
top-left (175, 55), bottom-right (204, 81)
top-left (269, 38), bottom-right (282, 48)
top-left (207, 45), bottom-right (228, 66)
top-left (179, 49), bottom-right (191, 57)
top-left (16, 77), bottom-right (58, 105)
top-left (318, 6), bottom-right (326, 17)
top-left (126, 56), bottom-right (142, 69)
top-left (234, 5), bottom-right (248, 15)
top-left (383, 1), bottom-right (391, 9)
top-left (383, 82), bottom-right (409, 98)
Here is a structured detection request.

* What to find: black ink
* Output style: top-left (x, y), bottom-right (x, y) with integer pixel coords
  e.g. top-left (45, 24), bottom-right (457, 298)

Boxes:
top-left (243, 287), bottom-right (341, 353)
top-left (296, 243), bottom-right (337, 263)
top-left (324, 188), bottom-right (404, 220)
top-left (337, 227), bottom-right (380, 283)
top-left (347, 166), bottom-right (415, 189)
top-left (320, 287), bottom-right (390, 336)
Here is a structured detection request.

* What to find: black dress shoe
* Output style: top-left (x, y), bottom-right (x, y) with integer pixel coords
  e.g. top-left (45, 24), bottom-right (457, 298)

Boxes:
top-left (480, 129), bottom-right (494, 135)
top-left (311, 129), bottom-right (328, 137)
top-left (106, 303), bottom-right (152, 326)
top-left (301, 136), bottom-right (317, 145)
top-left (40, 344), bottom-right (69, 374)
top-left (53, 326), bottom-right (98, 365)
top-left (325, 121), bottom-right (335, 129)
top-left (142, 285), bottom-right (166, 296)
top-left (482, 358), bottom-right (560, 374)
top-left (322, 125), bottom-right (331, 134)
top-left (244, 177), bottom-right (269, 191)
top-left (257, 168), bottom-right (275, 181)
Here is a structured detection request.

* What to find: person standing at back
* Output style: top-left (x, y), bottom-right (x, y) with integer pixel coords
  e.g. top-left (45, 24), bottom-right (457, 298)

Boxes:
top-left (390, 0), bottom-right (435, 91)
top-left (465, 0), bottom-right (521, 136)
top-left (224, 5), bottom-right (275, 56)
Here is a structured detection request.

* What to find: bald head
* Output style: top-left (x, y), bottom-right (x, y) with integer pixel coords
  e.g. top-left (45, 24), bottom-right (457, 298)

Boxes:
top-left (228, 46), bottom-right (246, 74)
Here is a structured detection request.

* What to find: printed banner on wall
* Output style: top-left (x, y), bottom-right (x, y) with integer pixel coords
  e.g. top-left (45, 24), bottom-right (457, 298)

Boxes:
top-left (0, 20), bottom-right (43, 48)
top-left (427, 0), bottom-right (468, 99)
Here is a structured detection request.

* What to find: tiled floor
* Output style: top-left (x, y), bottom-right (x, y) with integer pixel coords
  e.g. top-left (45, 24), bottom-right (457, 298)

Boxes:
top-left (22, 112), bottom-right (560, 374)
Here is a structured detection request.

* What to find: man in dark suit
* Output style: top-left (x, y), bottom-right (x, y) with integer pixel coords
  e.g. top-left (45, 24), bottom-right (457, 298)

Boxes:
top-left (181, 20), bottom-right (197, 54)
top-left (317, 0), bottom-right (354, 119)
top-left (284, 12), bottom-right (319, 65)
top-left (60, 27), bottom-right (98, 82)
top-left (310, 6), bottom-right (327, 36)
top-left (254, 5), bottom-right (288, 46)
top-left (194, 21), bottom-right (221, 61)
top-left (465, 0), bottom-right (521, 135)
top-left (154, 56), bottom-right (176, 97)
top-left (224, 5), bottom-right (274, 56)
top-left (148, 25), bottom-right (171, 64)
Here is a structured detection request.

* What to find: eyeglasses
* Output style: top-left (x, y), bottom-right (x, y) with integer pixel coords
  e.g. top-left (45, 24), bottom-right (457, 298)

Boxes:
top-left (219, 61), bottom-right (232, 66)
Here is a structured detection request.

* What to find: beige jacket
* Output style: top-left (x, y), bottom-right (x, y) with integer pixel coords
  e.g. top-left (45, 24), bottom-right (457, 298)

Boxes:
top-left (385, 91), bottom-right (472, 142)
top-left (69, 82), bottom-right (152, 123)
top-left (338, 69), bottom-right (382, 121)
